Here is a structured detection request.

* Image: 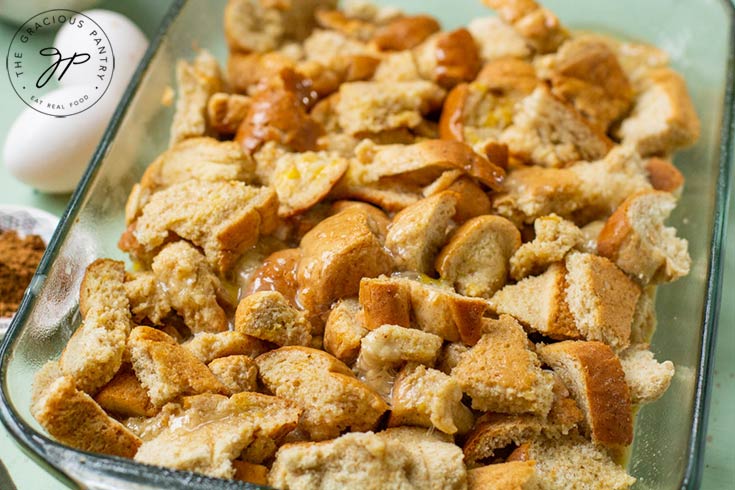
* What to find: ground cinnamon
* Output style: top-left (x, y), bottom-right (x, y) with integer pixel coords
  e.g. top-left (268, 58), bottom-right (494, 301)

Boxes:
top-left (0, 230), bottom-right (46, 317)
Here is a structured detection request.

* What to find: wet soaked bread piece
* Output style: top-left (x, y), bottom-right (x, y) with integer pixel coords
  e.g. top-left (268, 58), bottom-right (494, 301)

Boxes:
top-left (490, 263), bottom-right (582, 340)
top-left (452, 316), bottom-right (554, 415)
top-left (235, 291), bottom-right (312, 346)
top-left (32, 375), bottom-right (141, 458)
top-left (135, 392), bottom-right (301, 479)
top-left (597, 190), bottom-right (691, 285)
top-left (564, 252), bottom-right (640, 351)
top-left (357, 324), bottom-right (443, 368)
top-left (539, 37), bottom-right (634, 131)
top-left (208, 355), bottom-right (259, 394)
top-left (297, 207), bottom-right (393, 315)
top-left (539, 340), bottom-right (633, 447)
top-left (271, 151), bottom-right (349, 217)
top-left (436, 215), bottom-right (521, 298)
top-left (207, 92), bottom-right (252, 135)
top-left (255, 346), bottom-right (388, 440)
top-left (323, 298), bottom-right (367, 364)
top-left (233, 460), bottom-right (269, 485)
top-left (510, 214), bottom-right (583, 280)
top-left (131, 180), bottom-right (278, 273)
top-left (415, 28), bottom-right (482, 88)
top-left (245, 248), bottom-right (301, 306)
top-left (60, 259), bottom-right (132, 394)
top-left (616, 67), bottom-right (700, 156)
top-left (467, 461), bottom-right (540, 490)
top-left (483, 0), bottom-right (568, 53)
top-left (269, 428), bottom-right (467, 490)
top-left (95, 366), bottom-right (157, 418)
top-left (152, 241), bottom-right (228, 334)
top-left (463, 375), bottom-right (582, 466)
top-left (183, 331), bottom-right (271, 363)
top-left (128, 326), bottom-right (228, 407)
top-left (170, 50), bottom-right (222, 146)
top-left (359, 276), bottom-right (412, 331)
top-left (619, 343), bottom-right (675, 405)
top-left (389, 363), bottom-right (473, 435)
top-left (645, 157), bottom-right (685, 196)
top-left (385, 191), bottom-right (458, 274)
top-left (335, 81), bottom-right (445, 135)
top-left (518, 434), bottom-right (635, 489)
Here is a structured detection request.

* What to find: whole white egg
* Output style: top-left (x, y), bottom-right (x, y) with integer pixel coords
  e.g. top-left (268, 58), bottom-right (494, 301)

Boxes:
top-left (53, 9), bottom-right (148, 90)
top-left (3, 84), bottom-right (121, 193)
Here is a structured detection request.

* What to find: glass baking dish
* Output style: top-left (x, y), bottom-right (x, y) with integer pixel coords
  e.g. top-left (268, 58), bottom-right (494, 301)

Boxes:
top-left (1, 0), bottom-right (733, 488)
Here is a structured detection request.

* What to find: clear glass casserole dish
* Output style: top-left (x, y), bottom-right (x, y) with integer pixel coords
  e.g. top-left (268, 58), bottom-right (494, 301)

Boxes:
top-left (1, 0), bottom-right (733, 488)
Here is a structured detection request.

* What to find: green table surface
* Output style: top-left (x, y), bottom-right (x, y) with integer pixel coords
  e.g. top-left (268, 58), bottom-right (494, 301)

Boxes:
top-left (0, 1), bottom-right (733, 489)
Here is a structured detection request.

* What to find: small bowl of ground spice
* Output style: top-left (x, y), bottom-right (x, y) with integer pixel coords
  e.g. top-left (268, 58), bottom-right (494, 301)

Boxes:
top-left (0, 205), bottom-right (59, 335)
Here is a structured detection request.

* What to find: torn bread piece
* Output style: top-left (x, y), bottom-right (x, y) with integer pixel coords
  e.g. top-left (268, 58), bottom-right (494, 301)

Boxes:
top-left (124, 272), bottom-right (172, 326)
top-left (463, 374), bottom-right (583, 466)
top-left (388, 363), bottom-right (474, 435)
top-left (564, 252), bottom-right (641, 351)
top-left (500, 85), bottom-right (612, 168)
top-left (510, 214), bottom-right (583, 280)
top-left (538, 340), bottom-right (634, 448)
top-left (616, 67), bottom-right (700, 157)
top-left (452, 316), bottom-right (555, 415)
top-left (271, 151), bottom-right (349, 217)
top-left (269, 428), bottom-right (467, 490)
top-left (436, 215), bottom-right (521, 298)
top-left (129, 180), bottom-right (278, 273)
top-left (437, 342), bottom-right (470, 375)
top-left (208, 355), bottom-right (259, 395)
top-left (537, 37), bottom-right (634, 131)
top-left (207, 92), bottom-right (252, 135)
top-left (183, 331), bottom-right (272, 364)
top-left (513, 434), bottom-right (635, 490)
top-left (619, 344), bottom-right (675, 405)
top-left (170, 50), bottom-right (222, 146)
top-left (467, 461), bottom-right (540, 490)
top-left (297, 207), bottom-right (393, 315)
top-left (490, 262), bottom-right (582, 340)
top-left (32, 374), bottom-right (141, 458)
top-left (359, 276), bottom-right (488, 344)
top-left (60, 259), bottom-right (132, 394)
top-left (324, 298), bottom-right (367, 364)
top-left (224, 0), bottom-right (337, 53)
top-left (235, 290), bottom-right (312, 346)
top-left (134, 392), bottom-right (301, 479)
top-left (372, 14), bottom-right (440, 51)
top-left (151, 241), bottom-right (228, 334)
top-left (385, 191), bottom-right (458, 274)
top-left (244, 247), bottom-right (301, 306)
top-left (335, 80), bottom-right (445, 135)
top-left (630, 286), bottom-right (657, 345)
top-left (645, 156), bottom-right (685, 197)
top-left (127, 326), bottom-right (228, 407)
top-left (255, 346), bottom-right (388, 440)
top-left (94, 365), bottom-right (156, 418)
top-left (467, 16), bottom-right (531, 62)
top-left (597, 190), bottom-right (691, 285)
top-left (482, 0), bottom-right (569, 54)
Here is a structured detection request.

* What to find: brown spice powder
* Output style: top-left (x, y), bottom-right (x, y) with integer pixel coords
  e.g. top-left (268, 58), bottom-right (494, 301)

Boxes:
top-left (0, 230), bottom-right (46, 317)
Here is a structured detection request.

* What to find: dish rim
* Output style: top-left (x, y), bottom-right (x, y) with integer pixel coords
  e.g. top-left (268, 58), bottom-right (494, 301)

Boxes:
top-left (0, 0), bottom-right (733, 489)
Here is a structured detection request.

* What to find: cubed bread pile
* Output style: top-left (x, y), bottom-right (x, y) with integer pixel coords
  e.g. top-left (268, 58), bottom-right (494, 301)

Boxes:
top-left (32, 0), bottom-right (696, 488)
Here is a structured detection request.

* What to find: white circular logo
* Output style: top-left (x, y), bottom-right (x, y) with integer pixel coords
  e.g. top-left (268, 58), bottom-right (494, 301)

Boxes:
top-left (6, 9), bottom-right (115, 117)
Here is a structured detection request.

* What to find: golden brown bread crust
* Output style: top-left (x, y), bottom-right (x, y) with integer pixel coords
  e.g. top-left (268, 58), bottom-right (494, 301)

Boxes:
top-left (94, 366), bottom-right (157, 418)
top-left (245, 248), bottom-right (301, 306)
top-left (416, 28), bottom-right (482, 89)
top-left (467, 461), bottom-right (539, 490)
top-left (297, 207), bottom-right (394, 315)
top-left (183, 331), bottom-right (272, 364)
top-left (483, 0), bottom-right (569, 53)
top-left (227, 52), bottom-right (294, 94)
top-left (235, 290), bottom-right (312, 346)
top-left (436, 215), bottom-right (521, 298)
top-left (645, 157), bottom-right (684, 195)
top-left (372, 15), bottom-right (441, 51)
top-left (538, 340), bottom-right (633, 447)
top-left (32, 376), bottom-right (141, 458)
top-left (207, 92), bottom-right (252, 135)
top-left (233, 460), bottom-right (269, 486)
top-left (359, 276), bottom-right (412, 330)
top-left (323, 298), bottom-right (367, 364)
